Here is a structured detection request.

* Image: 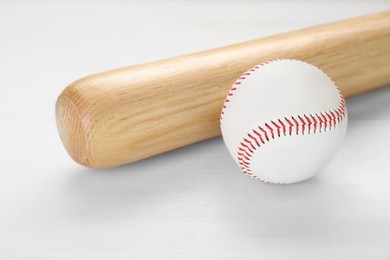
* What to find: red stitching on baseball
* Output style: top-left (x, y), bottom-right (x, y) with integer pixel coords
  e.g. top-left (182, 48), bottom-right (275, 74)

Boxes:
top-left (220, 59), bottom-right (347, 184)
top-left (298, 115), bottom-right (306, 134)
top-left (292, 116), bottom-right (300, 135)
top-left (271, 121), bottom-right (281, 137)
top-left (220, 60), bottom-right (281, 122)
top-left (278, 119), bottom-right (286, 136)
top-left (304, 114), bottom-right (312, 133)
top-left (237, 102), bottom-right (346, 183)
top-left (259, 126), bottom-right (270, 141)
top-left (285, 117), bottom-right (294, 135)
top-left (253, 129), bottom-right (266, 144)
top-left (248, 133), bottom-right (260, 147)
top-left (265, 123), bottom-right (274, 139)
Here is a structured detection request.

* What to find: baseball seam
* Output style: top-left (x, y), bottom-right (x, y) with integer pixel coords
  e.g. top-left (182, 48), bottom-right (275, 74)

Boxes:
top-left (220, 59), bottom-right (347, 184)
top-left (220, 60), bottom-right (276, 122)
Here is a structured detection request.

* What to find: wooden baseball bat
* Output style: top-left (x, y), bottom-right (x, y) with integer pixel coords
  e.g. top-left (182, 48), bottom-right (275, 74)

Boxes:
top-left (56, 12), bottom-right (390, 168)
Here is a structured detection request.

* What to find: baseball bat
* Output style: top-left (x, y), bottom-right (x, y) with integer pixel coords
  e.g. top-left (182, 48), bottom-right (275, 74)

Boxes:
top-left (56, 12), bottom-right (390, 168)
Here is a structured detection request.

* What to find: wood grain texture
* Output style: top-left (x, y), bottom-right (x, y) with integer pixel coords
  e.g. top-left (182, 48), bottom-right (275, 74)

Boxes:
top-left (56, 12), bottom-right (390, 168)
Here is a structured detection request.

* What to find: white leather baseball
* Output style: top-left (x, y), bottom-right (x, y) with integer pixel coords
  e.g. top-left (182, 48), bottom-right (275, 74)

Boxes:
top-left (220, 59), bottom-right (347, 184)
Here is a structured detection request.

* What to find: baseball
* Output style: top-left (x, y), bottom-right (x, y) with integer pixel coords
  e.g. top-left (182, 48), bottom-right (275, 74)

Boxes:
top-left (220, 59), bottom-right (348, 184)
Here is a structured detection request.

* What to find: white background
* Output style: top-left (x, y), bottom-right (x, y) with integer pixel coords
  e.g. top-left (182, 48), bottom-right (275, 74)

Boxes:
top-left (1, 1), bottom-right (390, 259)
